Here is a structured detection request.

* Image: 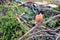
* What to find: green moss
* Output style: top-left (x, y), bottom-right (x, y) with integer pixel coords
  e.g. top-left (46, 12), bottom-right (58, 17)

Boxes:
top-left (0, 13), bottom-right (29, 40)
top-left (48, 20), bottom-right (57, 28)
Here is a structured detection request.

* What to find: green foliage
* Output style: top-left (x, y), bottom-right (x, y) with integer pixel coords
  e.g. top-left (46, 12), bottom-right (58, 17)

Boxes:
top-left (48, 20), bottom-right (57, 28)
top-left (0, 13), bottom-right (29, 40)
top-left (53, 6), bottom-right (60, 11)
top-left (22, 7), bottom-right (35, 21)
top-left (42, 17), bottom-right (49, 22)
top-left (18, 6), bottom-right (25, 13)
top-left (20, 23), bottom-right (29, 33)
top-left (42, 17), bottom-right (57, 28)
top-left (0, 5), bottom-right (3, 11)
top-left (28, 20), bottom-right (35, 25)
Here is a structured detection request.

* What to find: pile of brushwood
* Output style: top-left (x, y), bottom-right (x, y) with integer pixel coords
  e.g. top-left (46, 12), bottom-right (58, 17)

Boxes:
top-left (0, 1), bottom-right (60, 40)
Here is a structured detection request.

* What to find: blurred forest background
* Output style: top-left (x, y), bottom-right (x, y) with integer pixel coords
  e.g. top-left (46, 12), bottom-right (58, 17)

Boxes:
top-left (0, 0), bottom-right (60, 40)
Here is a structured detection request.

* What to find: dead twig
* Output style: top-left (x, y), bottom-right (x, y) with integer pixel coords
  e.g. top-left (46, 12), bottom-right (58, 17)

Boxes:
top-left (16, 13), bottom-right (26, 22)
top-left (20, 17), bottom-right (32, 27)
top-left (16, 13), bottom-right (32, 27)
top-left (54, 26), bottom-right (60, 31)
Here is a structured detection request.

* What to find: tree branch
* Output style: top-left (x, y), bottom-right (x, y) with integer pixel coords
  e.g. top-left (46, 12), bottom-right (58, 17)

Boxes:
top-left (43, 14), bottom-right (60, 24)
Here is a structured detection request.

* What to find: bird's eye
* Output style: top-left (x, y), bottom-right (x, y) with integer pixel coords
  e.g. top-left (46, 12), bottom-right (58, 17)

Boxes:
top-left (33, 4), bottom-right (37, 7)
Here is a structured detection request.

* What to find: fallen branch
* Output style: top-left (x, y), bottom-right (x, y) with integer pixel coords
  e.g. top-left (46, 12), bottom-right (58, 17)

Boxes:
top-left (29, 30), bottom-right (56, 36)
top-left (54, 26), bottom-right (60, 31)
top-left (27, 35), bottom-right (54, 40)
top-left (29, 26), bottom-right (60, 36)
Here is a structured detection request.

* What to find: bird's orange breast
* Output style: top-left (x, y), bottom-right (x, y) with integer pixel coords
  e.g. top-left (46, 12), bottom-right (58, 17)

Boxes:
top-left (35, 14), bottom-right (43, 22)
